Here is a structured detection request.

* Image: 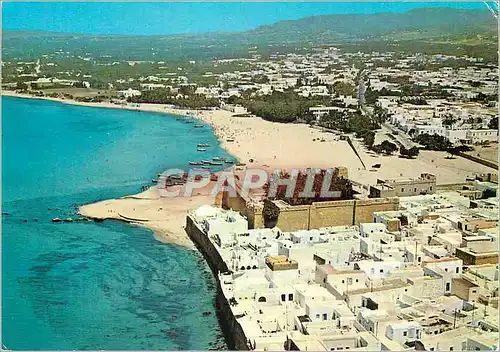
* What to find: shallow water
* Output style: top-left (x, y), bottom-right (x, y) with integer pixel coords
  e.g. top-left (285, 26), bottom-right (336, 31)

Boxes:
top-left (2, 96), bottom-right (229, 350)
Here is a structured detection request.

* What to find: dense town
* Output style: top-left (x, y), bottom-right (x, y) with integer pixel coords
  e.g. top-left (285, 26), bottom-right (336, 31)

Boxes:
top-left (186, 168), bottom-right (498, 351)
top-left (3, 46), bottom-right (498, 149)
top-left (3, 42), bottom-right (499, 352)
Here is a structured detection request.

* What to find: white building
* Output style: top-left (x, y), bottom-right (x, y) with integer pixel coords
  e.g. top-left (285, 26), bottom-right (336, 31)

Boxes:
top-left (117, 88), bottom-right (141, 98)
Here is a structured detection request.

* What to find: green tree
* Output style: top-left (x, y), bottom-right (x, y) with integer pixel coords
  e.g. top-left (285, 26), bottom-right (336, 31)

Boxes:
top-left (400, 146), bottom-right (420, 158)
top-left (373, 105), bottom-right (389, 124)
top-left (449, 145), bottom-right (474, 155)
top-left (361, 130), bottom-right (375, 149)
top-left (408, 146), bottom-right (420, 158)
top-left (379, 140), bottom-right (398, 154)
top-left (442, 115), bottom-right (457, 127)
top-left (488, 116), bottom-right (498, 130)
top-left (331, 81), bottom-right (355, 96)
top-left (16, 81), bottom-right (29, 91)
top-left (262, 199), bottom-right (280, 228)
top-left (414, 133), bottom-right (452, 151)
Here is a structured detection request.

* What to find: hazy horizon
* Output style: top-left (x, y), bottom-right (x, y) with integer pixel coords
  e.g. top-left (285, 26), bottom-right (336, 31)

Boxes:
top-left (3, 2), bottom-right (489, 36)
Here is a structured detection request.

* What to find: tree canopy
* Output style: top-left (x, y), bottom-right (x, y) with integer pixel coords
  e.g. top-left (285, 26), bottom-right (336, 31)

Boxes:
top-left (414, 133), bottom-right (452, 151)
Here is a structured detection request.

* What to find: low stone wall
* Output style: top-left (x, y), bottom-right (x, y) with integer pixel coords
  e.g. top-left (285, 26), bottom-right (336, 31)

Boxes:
top-left (275, 204), bottom-right (310, 231)
top-left (185, 216), bottom-right (250, 350)
top-left (436, 182), bottom-right (473, 191)
top-left (259, 197), bottom-right (399, 230)
top-left (221, 181), bottom-right (399, 231)
top-left (458, 152), bottom-right (498, 170)
top-left (310, 199), bottom-right (355, 228)
top-left (354, 197), bottom-right (399, 224)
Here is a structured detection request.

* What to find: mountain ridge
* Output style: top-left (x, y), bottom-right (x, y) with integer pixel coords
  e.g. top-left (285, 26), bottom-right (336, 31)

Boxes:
top-left (3, 8), bottom-right (496, 39)
top-left (2, 8), bottom-right (497, 61)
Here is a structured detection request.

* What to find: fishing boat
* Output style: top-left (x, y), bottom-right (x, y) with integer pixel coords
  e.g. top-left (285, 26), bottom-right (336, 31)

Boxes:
top-left (209, 161), bottom-right (223, 166)
top-left (226, 138), bottom-right (235, 142)
top-left (224, 160), bottom-right (234, 164)
top-left (236, 162), bottom-right (246, 166)
top-left (52, 218), bottom-right (62, 223)
top-left (201, 160), bottom-right (212, 164)
top-left (194, 124), bottom-right (204, 128)
top-left (197, 148), bottom-right (207, 152)
top-left (197, 143), bottom-right (210, 147)
top-left (189, 161), bottom-right (203, 165)
top-left (212, 157), bottom-right (224, 161)
top-left (152, 179), bottom-right (158, 183)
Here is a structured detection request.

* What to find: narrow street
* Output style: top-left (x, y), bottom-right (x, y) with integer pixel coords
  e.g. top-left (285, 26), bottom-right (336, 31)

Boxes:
top-left (357, 67), bottom-right (415, 150)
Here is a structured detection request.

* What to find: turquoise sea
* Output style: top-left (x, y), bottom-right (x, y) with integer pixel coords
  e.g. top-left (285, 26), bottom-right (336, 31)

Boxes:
top-left (2, 96), bottom-right (230, 350)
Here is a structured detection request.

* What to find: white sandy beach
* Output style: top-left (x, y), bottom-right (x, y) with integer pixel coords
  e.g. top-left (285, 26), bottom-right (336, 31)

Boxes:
top-left (78, 186), bottom-right (217, 249)
top-left (4, 90), bottom-right (496, 246)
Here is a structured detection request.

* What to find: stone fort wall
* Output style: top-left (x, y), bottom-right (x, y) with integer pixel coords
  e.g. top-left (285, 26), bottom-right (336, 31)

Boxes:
top-left (222, 190), bottom-right (399, 231)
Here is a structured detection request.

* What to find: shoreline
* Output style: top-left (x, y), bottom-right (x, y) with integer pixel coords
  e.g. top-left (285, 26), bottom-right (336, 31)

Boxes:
top-left (1, 90), bottom-right (235, 156)
top-left (5, 90), bottom-right (496, 248)
top-left (78, 185), bottom-right (218, 249)
top-left (4, 91), bottom-right (228, 248)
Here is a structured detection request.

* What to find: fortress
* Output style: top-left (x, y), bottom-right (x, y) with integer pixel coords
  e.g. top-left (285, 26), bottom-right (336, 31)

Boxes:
top-left (216, 166), bottom-right (400, 231)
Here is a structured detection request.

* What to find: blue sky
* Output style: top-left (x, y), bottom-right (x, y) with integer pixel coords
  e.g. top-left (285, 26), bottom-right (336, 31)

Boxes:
top-left (3, 2), bottom-right (488, 35)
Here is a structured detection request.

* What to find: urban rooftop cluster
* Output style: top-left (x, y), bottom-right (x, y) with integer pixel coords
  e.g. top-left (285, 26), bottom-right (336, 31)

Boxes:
top-left (187, 171), bottom-right (498, 351)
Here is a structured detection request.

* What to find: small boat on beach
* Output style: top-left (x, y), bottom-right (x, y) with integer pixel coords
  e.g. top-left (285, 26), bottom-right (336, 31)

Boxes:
top-left (197, 148), bottom-right (207, 152)
top-left (152, 179), bottom-right (158, 183)
top-left (226, 138), bottom-right (235, 142)
top-left (197, 143), bottom-right (209, 147)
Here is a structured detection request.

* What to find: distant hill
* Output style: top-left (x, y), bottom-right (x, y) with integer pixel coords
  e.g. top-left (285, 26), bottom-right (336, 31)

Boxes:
top-left (3, 8), bottom-right (497, 60)
top-left (245, 8), bottom-right (496, 42)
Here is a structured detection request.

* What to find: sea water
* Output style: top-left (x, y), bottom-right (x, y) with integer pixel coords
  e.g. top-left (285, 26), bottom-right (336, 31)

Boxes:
top-left (2, 96), bottom-right (230, 350)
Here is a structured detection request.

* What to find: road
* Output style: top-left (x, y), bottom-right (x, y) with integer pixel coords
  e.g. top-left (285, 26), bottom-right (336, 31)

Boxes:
top-left (357, 67), bottom-right (415, 150)
top-left (382, 122), bottom-right (416, 149)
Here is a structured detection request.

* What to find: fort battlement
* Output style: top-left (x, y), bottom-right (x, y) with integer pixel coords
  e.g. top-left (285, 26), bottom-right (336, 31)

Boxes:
top-left (223, 192), bottom-right (399, 231)
top-left (219, 166), bottom-right (400, 231)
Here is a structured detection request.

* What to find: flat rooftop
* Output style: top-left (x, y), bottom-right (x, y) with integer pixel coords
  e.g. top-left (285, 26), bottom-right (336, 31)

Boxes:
top-left (265, 255), bottom-right (298, 271)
